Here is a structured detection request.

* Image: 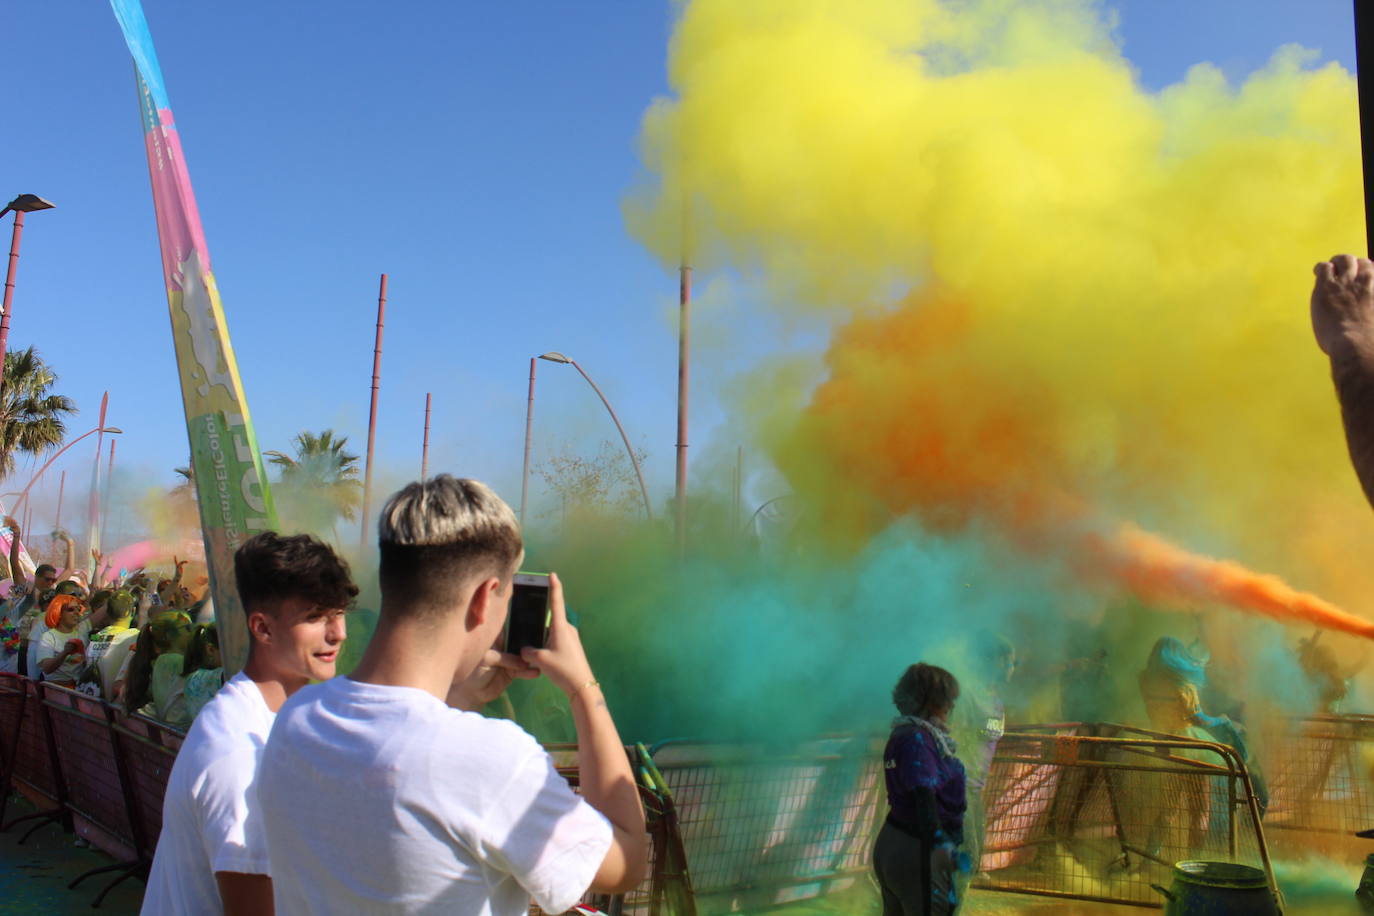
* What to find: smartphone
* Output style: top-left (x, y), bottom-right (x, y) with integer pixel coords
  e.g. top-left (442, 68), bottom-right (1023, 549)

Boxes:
top-left (504, 572), bottom-right (551, 655)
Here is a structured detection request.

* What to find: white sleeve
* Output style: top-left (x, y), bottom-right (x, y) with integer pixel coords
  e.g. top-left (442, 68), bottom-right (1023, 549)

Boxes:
top-left (197, 749), bottom-right (272, 876)
top-left (34, 629), bottom-right (61, 662)
top-left (477, 744), bottom-right (614, 916)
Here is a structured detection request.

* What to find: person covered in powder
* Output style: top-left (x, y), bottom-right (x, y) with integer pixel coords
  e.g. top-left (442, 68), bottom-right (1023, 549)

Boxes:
top-left (952, 631), bottom-right (1014, 883)
top-left (874, 662), bottom-right (970, 916)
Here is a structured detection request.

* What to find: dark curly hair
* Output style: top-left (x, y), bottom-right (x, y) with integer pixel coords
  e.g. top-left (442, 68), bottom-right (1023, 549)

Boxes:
top-left (234, 532), bottom-right (358, 619)
top-left (892, 662), bottom-right (960, 719)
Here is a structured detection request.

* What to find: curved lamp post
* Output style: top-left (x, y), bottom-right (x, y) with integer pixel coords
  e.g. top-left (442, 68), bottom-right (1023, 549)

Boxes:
top-left (10, 425), bottom-right (124, 518)
top-left (537, 352), bottom-right (653, 521)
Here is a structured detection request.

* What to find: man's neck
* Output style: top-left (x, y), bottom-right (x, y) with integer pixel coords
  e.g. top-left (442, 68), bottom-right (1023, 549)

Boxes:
top-left (241, 652), bottom-right (309, 713)
top-left (349, 616), bottom-right (466, 703)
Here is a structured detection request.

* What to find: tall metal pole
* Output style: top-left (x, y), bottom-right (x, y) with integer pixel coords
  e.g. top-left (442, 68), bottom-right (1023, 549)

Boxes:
top-left (0, 211), bottom-right (26, 384)
top-left (100, 438), bottom-right (117, 548)
top-left (87, 392), bottom-right (109, 572)
top-left (54, 470), bottom-right (65, 532)
top-left (734, 445), bottom-right (743, 534)
top-left (520, 357), bottom-right (537, 524)
top-left (360, 273), bottom-right (387, 552)
top-left (1357, 0), bottom-right (1374, 256)
top-left (676, 264), bottom-right (691, 553)
top-left (569, 360), bottom-right (653, 521)
top-left (420, 392), bottom-right (432, 480)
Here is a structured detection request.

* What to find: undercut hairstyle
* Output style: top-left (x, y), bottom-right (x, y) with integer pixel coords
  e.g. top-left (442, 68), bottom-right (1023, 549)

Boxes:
top-left (377, 475), bottom-right (522, 620)
top-left (892, 663), bottom-right (960, 719)
top-left (233, 532), bottom-right (358, 621)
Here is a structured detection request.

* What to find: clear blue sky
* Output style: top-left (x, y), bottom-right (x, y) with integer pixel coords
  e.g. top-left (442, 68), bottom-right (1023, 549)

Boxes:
top-left (6, 0), bottom-right (1361, 540)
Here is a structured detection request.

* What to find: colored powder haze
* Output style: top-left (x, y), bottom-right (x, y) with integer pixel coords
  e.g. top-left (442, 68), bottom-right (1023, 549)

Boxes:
top-left (526, 0), bottom-right (1374, 743)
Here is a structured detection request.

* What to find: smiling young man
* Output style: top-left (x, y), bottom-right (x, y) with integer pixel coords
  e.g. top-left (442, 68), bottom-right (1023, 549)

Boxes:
top-left (141, 532), bottom-right (357, 916)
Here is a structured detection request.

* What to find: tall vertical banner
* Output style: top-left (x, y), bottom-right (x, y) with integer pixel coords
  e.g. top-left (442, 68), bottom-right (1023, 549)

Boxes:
top-left (110, 0), bottom-right (277, 673)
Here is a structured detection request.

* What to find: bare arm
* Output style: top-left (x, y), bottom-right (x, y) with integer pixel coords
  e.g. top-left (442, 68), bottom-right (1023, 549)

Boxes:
top-left (6, 518), bottom-right (24, 587)
top-left (38, 647), bottom-right (72, 675)
top-left (215, 873), bottom-right (274, 916)
top-left (522, 573), bottom-right (647, 894)
top-left (1312, 255), bottom-right (1374, 510)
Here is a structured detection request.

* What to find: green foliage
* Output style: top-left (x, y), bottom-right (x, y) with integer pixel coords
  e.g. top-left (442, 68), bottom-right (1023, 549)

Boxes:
top-left (265, 429), bottom-right (363, 535)
top-left (0, 347), bottom-right (76, 479)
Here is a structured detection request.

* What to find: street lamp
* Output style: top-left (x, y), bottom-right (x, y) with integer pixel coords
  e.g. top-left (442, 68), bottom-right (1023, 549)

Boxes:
top-left (535, 352), bottom-right (654, 521)
top-left (9, 424), bottom-right (124, 519)
top-left (0, 195), bottom-right (56, 388)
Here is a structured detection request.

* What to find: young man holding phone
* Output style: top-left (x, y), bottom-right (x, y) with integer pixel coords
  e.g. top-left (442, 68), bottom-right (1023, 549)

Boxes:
top-left (142, 532), bottom-right (358, 916)
top-left (258, 475), bottom-right (647, 915)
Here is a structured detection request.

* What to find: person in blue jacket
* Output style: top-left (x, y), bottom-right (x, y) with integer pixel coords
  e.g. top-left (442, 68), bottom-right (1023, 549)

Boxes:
top-left (874, 662), bottom-right (969, 916)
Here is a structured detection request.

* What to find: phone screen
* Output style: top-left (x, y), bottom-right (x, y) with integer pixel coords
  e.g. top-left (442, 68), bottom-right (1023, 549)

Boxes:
top-left (505, 573), bottom-right (551, 655)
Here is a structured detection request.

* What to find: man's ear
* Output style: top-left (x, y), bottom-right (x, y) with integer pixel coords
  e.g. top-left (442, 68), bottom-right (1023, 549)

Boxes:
top-left (465, 577), bottom-right (501, 631)
top-left (247, 610), bottom-right (273, 646)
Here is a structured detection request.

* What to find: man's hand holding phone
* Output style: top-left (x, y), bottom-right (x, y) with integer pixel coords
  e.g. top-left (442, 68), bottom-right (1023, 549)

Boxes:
top-left (520, 573), bottom-right (596, 700)
top-left (447, 648), bottom-right (537, 712)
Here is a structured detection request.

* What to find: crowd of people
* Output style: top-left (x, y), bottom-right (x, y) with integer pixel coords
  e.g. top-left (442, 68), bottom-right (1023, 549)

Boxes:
top-left (0, 521), bottom-right (223, 730)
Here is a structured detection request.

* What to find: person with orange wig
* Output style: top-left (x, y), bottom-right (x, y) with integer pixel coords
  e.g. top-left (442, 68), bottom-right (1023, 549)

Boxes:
top-left (36, 594), bottom-right (89, 687)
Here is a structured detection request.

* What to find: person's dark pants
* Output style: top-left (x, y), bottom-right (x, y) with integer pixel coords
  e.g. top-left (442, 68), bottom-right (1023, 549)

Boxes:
top-left (873, 821), bottom-right (956, 916)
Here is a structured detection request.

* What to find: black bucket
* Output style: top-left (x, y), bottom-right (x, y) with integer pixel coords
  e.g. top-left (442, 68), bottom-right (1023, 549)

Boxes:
top-left (1150, 861), bottom-right (1280, 915)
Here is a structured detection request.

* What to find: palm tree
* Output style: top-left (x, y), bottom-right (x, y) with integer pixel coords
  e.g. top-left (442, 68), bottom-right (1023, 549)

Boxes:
top-left (0, 347), bottom-right (77, 480)
top-left (265, 430), bottom-right (362, 536)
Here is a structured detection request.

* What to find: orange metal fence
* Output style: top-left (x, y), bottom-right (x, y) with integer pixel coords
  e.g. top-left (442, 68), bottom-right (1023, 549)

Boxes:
top-left (972, 724), bottom-right (1276, 910)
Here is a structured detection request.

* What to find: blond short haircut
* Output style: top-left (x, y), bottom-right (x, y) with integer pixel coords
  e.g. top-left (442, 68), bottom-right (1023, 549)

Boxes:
top-left (377, 475), bottom-right (523, 619)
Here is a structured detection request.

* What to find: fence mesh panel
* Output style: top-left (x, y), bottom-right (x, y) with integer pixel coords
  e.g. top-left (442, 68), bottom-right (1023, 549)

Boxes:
top-left (645, 736), bottom-right (884, 914)
top-left (1260, 714), bottom-right (1374, 843)
top-left (972, 724), bottom-right (1274, 909)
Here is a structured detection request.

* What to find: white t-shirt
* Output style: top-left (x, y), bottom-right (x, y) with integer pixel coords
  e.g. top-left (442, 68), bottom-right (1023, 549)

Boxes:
top-left (35, 622), bottom-right (91, 682)
top-left (87, 625), bottom-right (138, 699)
top-left (141, 672), bottom-right (276, 915)
top-left (258, 677), bottom-right (613, 916)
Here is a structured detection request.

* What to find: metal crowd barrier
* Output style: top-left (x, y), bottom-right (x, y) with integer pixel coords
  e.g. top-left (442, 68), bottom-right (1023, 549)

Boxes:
top-left (0, 672), bottom-right (189, 907)
top-left (643, 735), bottom-right (884, 915)
top-left (1, 672), bottom-right (66, 842)
top-left (972, 723), bottom-right (1276, 910)
top-left (1260, 713), bottom-right (1374, 850)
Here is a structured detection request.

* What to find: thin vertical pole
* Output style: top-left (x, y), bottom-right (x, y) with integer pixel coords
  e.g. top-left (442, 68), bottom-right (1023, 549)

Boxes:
top-left (520, 358), bottom-right (537, 524)
top-left (1356, 0), bottom-right (1374, 256)
top-left (420, 392), bottom-right (432, 480)
top-left (675, 265), bottom-right (691, 554)
top-left (87, 392), bottom-right (109, 573)
top-left (100, 439), bottom-right (117, 548)
top-left (734, 445), bottom-right (743, 534)
top-left (0, 211), bottom-right (26, 391)
top-left (360, 273), bottom-right (387, 552)
top-left (54, 469), bottom-right (65, 531)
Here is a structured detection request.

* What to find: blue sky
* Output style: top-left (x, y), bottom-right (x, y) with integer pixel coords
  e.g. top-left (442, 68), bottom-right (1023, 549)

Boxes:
top-left (6, 0), bottom-right (1361, 541)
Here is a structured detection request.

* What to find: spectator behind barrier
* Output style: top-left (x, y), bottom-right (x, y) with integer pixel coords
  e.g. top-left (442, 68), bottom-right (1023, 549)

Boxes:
top-left (874, 662), bottom-right (969, 916)
top-left (24, 578), bottom-right (87, 677)
top-left (142, 532), bottom-right (357, 916)
top-left (181, 623), bottom-right (224, 721)
top-left (78, 590), bottom-right (139, 699)
top-left (35, 594), bottom-right (89, 687)
top-left (123, 611), bottom-right (193, 719)
top-left (258, 474), bottom-right (648, 915)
